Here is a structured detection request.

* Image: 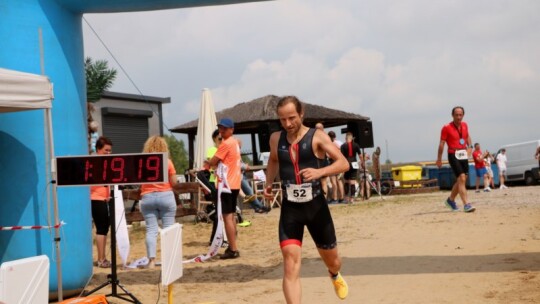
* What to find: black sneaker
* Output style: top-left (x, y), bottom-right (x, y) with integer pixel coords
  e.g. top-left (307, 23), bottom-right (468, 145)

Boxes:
top-left (256, 206), bottom-right (271, 213)
top-left (220, 247), bottom-right (240, 259)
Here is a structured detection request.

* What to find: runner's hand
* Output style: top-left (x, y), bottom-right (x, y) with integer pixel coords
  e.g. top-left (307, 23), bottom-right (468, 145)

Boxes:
top-left (263, 185), bottom-right (273, 199)
top-left (298, 168), bottom-right (322, 182)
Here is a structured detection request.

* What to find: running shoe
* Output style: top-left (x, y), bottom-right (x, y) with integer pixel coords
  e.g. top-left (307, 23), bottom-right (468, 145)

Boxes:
top-left (464, 203), bottom-right (476, 213)
top-left (331, 272), bottom-right (348, 300)
top-left (483, 187), bottom-right (491, 192)
top-left (220, 247), bottom-right (240, 259)
top-left (238, 220), bottom-right (252, 227)
top-left (444, 197), bottom-right (459, 212)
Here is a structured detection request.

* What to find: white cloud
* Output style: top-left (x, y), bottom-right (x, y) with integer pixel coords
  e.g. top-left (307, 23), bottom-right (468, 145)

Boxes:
top-left (84, 0), bottom-right (540, 163)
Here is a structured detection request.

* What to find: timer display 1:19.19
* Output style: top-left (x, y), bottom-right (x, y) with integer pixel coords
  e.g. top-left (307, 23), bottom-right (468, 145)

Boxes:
top-left (55, 153), bottom-right (167, 186)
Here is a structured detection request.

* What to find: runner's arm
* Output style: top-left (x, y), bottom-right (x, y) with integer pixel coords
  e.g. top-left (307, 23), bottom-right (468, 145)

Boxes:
top-left (436, 139), bottom-right (445, 168)
top-left (299, 129), bottom-right (348, 181)
top-left (466, 134), bottom-right (473, 156)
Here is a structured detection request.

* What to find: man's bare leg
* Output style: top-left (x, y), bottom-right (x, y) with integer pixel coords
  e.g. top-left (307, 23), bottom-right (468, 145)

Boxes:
top-left (282, 245), bottom-right (302, 304)
top-left (450, 174), bottom-right (469, 205)
top-left (223, 213), bottom-right (237, 251)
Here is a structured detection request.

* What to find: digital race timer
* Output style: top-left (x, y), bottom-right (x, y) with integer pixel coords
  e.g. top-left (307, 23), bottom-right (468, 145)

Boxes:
top-left (55, 153), bottom-right (168, 186)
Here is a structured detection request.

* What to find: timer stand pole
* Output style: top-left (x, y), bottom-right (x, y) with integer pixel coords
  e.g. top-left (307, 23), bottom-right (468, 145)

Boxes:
top-left (83, 193), bottom-right (141, 304)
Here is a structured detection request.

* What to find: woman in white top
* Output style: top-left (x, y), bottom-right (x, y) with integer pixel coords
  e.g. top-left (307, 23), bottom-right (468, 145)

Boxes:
top-left (496, 149), bottom-right (508, 189)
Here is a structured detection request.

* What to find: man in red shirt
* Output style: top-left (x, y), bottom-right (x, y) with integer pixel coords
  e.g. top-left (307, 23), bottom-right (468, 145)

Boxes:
top-left (472, 143), bottom-right (491, 193)
top-left (436, 106), bottom-right (476, 212)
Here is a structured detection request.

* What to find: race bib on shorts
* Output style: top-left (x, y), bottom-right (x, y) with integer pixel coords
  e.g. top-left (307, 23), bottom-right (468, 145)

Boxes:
top-left (455, 149), bottom-right (468, 160)
top-left (351, 161), bottom-right (359, 169)
top-left (286, 183), bottom-right (313, 203)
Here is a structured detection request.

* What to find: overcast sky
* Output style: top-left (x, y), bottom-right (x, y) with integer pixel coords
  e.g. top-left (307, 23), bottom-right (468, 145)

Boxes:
top-left (83, 0), bottom-right (540, 163)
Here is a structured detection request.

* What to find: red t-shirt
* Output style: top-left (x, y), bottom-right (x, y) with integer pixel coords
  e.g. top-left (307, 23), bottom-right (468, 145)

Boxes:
top-left (472, 150), bottom-right (485, 169)
top-left (441, 121), bottom-right (469, 153)
top-left (214, 136), bottom-right (241, 189)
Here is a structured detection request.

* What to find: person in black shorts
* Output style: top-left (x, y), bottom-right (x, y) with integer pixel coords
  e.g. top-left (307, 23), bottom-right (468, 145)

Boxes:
top-left (315, 122), bottom-right (330, 199)
top-left (340, 132), bottom-right (361, 203)
top-left (90, 136), bottom-right (113, 268)
top-left (436, 106), bottom-right (476, 212)
top-left (264, 96), bottom-right (350, 302)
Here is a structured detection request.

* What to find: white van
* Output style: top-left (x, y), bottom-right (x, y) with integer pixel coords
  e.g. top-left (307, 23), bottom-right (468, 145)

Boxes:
top-left (498, 140), bottom-right (540, 185)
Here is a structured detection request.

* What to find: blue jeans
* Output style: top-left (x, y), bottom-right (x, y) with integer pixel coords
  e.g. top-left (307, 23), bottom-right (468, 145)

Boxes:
top-left (241, 175), bottom-right (264, 210)
top-left (140, 191), bottom-right (177, 258)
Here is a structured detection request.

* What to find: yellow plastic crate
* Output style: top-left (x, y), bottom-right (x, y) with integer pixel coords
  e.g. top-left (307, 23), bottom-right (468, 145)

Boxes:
top-left (391, 165), bottom-right (422, 182)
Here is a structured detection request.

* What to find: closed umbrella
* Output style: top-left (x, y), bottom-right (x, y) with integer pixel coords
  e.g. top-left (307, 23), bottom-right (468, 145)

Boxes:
top-left (193, 88), bottom-right (217, 169)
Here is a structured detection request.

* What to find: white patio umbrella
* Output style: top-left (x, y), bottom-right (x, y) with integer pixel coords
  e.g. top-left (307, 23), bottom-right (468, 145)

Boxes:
top-left (193, 88), bottom-right (218, 169)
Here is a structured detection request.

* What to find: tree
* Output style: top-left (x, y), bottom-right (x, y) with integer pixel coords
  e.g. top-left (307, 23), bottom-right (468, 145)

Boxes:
top-left (164, 135), bottom-right (189, 174)
top-left (85, 57), bottom-right (117, 153)
top-left (85, 57), bottom-right (117, 103)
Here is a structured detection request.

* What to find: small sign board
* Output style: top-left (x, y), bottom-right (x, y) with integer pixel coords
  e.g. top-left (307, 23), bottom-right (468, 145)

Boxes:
top-left (0, 255), bottom-right (49, 304)
top-left (161, 223), bottom-right (183, 286)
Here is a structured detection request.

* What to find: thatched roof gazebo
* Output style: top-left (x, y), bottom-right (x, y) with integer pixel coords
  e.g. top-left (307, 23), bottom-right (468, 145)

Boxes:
top-left (170, 95), bottom-right (370, 167)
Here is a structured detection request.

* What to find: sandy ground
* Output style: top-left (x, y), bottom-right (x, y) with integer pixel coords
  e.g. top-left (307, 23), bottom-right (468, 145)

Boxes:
top-left (82, 186), bottom-right (540, 304)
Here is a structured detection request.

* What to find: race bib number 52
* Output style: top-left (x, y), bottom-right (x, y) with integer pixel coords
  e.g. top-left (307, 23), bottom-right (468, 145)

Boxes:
top-left (286, 183), bottom-right (313, 203)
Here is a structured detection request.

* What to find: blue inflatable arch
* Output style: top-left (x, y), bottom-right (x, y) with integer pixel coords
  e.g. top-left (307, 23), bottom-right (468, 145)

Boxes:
top-left (0, 0), bottom-right (266, 297)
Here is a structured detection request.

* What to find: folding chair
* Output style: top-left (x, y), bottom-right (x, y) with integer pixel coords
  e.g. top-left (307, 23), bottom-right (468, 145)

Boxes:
top-left (252, 180), bottom-right (282, 209)
top-left (193, 171), bottom-right (216, 223)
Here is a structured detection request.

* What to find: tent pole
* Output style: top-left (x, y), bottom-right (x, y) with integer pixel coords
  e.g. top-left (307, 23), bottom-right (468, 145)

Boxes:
top-left (46, 107), bottom-right (63, 301)
top-left (40, 27), bottom-right (63, 301)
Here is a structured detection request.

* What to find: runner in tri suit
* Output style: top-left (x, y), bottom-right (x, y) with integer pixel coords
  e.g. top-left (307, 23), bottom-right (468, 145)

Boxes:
top-left (264, 96), bottom-right (350, 302)
top-left (436, 106), bottom-right (476, 213)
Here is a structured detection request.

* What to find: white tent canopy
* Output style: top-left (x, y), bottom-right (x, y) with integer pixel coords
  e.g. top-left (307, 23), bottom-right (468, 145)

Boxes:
top-left (0, 67), bottom-right (62, 298)
top-left (0, 68), bottom-right (53, 113)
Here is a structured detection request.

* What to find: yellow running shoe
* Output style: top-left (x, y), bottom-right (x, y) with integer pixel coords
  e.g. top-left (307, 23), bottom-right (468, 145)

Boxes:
top-left (331, 272), bottom-right (348, 300)
top-left (238, 220), bottom-right (252, 227)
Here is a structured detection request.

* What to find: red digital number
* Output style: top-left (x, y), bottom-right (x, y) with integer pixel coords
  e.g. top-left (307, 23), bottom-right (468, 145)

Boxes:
top-left (138, 158), bottom-right (143, 180)
top-left (111, 157), bottom-right (125, 182)
top-left (84, 160), bottom-right (90, 182)
top-left (102, 159), bottom-right (108, 181)
top-left (146, 156), bottom-right (161, 181)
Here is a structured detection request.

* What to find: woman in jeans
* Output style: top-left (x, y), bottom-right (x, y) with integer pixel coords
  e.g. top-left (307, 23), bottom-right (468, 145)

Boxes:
top-left (139, 136), bottom-right (179, 268)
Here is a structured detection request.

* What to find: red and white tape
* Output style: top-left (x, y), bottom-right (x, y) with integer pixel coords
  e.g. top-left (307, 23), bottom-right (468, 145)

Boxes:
top-left (0, 221), bottom-right (65, 231)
